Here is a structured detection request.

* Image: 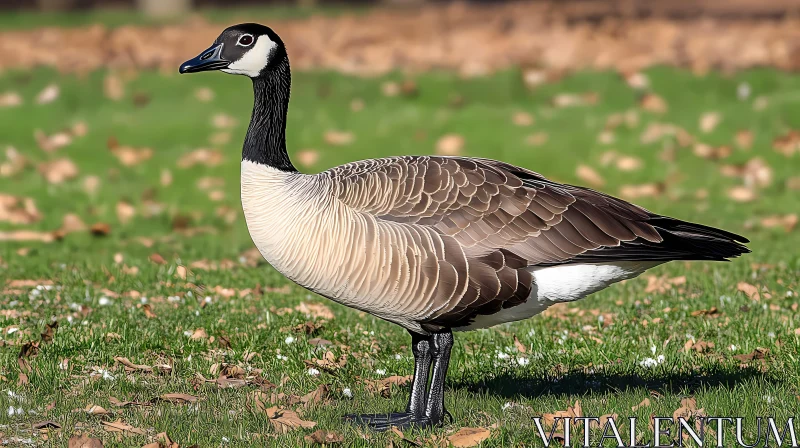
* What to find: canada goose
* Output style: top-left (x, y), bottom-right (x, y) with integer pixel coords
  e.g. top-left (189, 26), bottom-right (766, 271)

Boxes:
top-left (180, 24), bottom-right (750, 430)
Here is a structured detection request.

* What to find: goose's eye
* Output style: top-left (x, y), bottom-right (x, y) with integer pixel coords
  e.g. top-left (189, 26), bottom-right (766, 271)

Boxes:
top-left (237, 35), bottom-right (254, 47)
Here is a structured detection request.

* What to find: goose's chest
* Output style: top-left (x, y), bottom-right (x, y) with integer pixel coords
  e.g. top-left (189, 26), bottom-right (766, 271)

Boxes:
top-left (240, 161), bottom-right (331, 285)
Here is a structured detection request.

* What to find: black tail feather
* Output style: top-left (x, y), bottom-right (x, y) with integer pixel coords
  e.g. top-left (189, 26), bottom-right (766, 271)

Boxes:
top-left (563, 216), bottom-right (750, 265)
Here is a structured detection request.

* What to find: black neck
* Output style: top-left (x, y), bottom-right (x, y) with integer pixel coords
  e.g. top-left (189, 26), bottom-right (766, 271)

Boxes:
top-left (242, 57), bottom-right (296, 171)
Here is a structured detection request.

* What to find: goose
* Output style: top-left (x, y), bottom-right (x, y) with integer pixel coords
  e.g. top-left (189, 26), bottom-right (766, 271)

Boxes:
top-left (180, 23), bottom-right (750, 430)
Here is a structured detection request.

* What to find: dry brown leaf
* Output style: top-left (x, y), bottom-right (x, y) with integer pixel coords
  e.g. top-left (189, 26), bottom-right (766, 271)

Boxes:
top-left (189, 328), bottom-right (208, 341)
top-left (177, 149), bottom-right (223, 168)
top-left (364, 375), bottom-right (413, 397)
top-left (110, 146), bottom-right (153, 167)
top-left (736, 130), bottom-right (753, 149)
top-left (264, 406), bottom-right (317, 434)
top-left (295, 302), bottom-right (334, 320)
top-left (195, 87), bottom-right (215, 102)
top-left (156, 393), bottom-right (198, 404)
top-left (149, 253), bottom-right (166, 265)
top-left (0, 229), bottom-right (56, 243)
top-left (760, 214), bottom-right (798, 232)
top-left (436, 134), bottom-right (464, 156)
top-left (619, 183), bottom-right (662, 200)
top-left (575, 165), bottom-right (605, 188)
top-left (640, 94), bottom-right (668, 113)
top-left (699, 112), bottom-right (721, 133)
top-left (632, 398), bottom-right (651, 411)
top-left (737, 282), bottom-right (761, 301)
top-left (68, 434), bottom-right (104, 448)
top-left (0, 91), bottom-right (22, 108)
top-left (84, 404), bottom-right (111, 415)
top-left (542, 400), bottom-right (582, 428)
top-left (35, 129), bottom-right (72, 152)
top-left (300, 384), bottom-right (330, 407)
top-left (38, 158), bottom-right (78, 184)
top-left (89, 222), bottom-right (111, 237)
top-left (296, 149), bottom-right (320, 167)
top-left (512, 111), bottom-right (534, 126)
top-left (35, 84), bottom-right (60, 105)
top-left (306, 351), bottom-right (347, 372)
top-left (513, 335), bottom-right (526, 354)
top-left (727, 186), bottom-right (756, 202)
top-left (525, 132), bottom-right (548, 146)
top-left (305, 429), bottom-right (344, 445)
top-left (114, 357), bottom-right (153, 373)
top-left (102, 419), bottom-right (146, 435)
top-left (324, 130), bottom-right (354, 146)
top-left (644, 275), bottom-right (686, 294)
top-left (116, 201), bottom-right (136, 225)
top-left (615, 156), bottom-right (643, 172)
top-left (0, 194), bottom-right (41, 225)
top-left (773, 130), bottom-right (800, 157)
top-left (104, 73), bottom-right (125, 100)
top-left (448, 427), bottom-right (491, 447)
top-left (732, 348), bottom-right (768, 363)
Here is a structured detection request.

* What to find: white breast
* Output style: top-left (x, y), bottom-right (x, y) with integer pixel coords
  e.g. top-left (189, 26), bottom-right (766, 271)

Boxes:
top-left (456, 261), bottom-right (660, 331)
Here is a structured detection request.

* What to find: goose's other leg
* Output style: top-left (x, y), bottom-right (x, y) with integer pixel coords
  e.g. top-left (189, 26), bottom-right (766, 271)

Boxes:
top-left (424, 330), bottom-right (454, 426)
top-left (344, 331), bottom-right (433, 430)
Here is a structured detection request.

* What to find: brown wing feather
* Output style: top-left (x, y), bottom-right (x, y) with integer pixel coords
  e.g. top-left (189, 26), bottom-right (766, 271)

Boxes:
top-left (328, 156), bottom-right (745, 330)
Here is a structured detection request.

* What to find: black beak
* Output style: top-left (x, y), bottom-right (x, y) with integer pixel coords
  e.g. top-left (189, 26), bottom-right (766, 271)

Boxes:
top-left (179, 43), bottom-right (229, 74)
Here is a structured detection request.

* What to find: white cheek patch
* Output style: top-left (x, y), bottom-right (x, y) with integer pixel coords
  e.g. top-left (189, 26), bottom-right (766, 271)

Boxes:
top-left (222, 35), bottom-right (277, 77)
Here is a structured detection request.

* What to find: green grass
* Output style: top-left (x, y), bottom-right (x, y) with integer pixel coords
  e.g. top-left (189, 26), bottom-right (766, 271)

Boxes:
top-left (0, 64), bottom-right (799, 447)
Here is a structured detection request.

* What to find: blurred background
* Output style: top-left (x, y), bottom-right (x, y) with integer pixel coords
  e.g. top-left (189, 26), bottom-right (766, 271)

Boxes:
top-left (1, 1), bottom-right (799, 446)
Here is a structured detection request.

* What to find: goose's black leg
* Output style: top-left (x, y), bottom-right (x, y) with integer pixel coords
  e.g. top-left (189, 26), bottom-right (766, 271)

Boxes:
top-left (344, 331), bottom-right (433, 430)
top-left (424, 330), bottom-right (453, 425)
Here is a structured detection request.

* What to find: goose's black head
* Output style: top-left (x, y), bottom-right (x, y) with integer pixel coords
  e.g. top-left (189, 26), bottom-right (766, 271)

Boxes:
top-left (179, 23), bottom-right (287, 78)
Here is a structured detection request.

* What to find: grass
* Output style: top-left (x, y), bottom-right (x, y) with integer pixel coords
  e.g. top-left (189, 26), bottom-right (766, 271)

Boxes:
top-left (0, 61), bottom-right (799, 447)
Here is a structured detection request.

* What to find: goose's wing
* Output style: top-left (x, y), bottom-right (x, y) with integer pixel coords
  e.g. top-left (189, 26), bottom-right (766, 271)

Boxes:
top-left (327, 156), bottom-right (748, 329)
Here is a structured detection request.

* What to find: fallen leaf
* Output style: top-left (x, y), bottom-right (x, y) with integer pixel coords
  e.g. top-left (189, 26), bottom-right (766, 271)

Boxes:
top-left (149, 253), bottom-right (166, 265)
top-left (296, 149), bottom-right (319, 167)
top-left (104, 73), bottom-right (125, 100)
top-left (101, 419), bottom-right (146, 435)
top-left (84, 404), bottom-right (111, 415)
top-left (760, 214), bottom-right (798, 232)
top-left (525, 132), bottom-right (548, 146)
top-left (640, 93), bottom-right (668, 113)
top-left (0, 194), bottom-right (41, 225)
top-left (116, 201), bottom-right (136, 225)
top-left (177, 149), bottom-right (223, 168)
top-left (295, 302), bottom-right (335, 320)
top-left (189, 328), bottom-right (208, 341)
top-left (90, 222), bottom-right (111, 236)
top-left (542, 401), bottom-right (582, 428)
top-left (699, 112), bottom-right (721, 133)
top-left (33, 420), bottom-right (61, 429)
top-left (513, 335), bottom-right (526, 354)
top-left (619, 183), bottom-right (662, 199)
top-left (364, 375), bottom-right (413, 397)
top-left (733, 348), bottom-right (768, 363)
top-left (632, 398), bottom-right (651, 411)
top-left (114, 357), bottom-right (153, 373)
top-left (305, 429), bottom-right (344, 445)
top-left (448, 427), bottom-right (491, 447)
top-left (436, 134), bottom-right (464, 156)
top-left (0, 91), bottom-right (22, 107)
top-left (0, 230), bottom-right (55, 243)
top-left (156, 393), bottom-right (198, 404)
top-left (211, 113), bottom-right (238, 129)
top-left (324, 130), bottom-right (354, 146)
top-left (615, 156), bottom-right (643, 172)
top-left (737, 282), bottom-right (761, 301)
top-left (35, 129), bottom-right (73, 152)
top-left (38, 158), bottom-right (78, 184)
top-left (264, 406), bottom-right (317, 434)
top-left (68, 434), bottom-right (103, 448)
top-left (195, 87), bottom-right (215, 102)
top-left (736, 130), bottom-right (753, 149)
top-left (36, 84), bottom-right (60, 104)
top-left (576, 165), bottom-right (605, 187)
top-left (40, 320), bottom-right (58, 343)
top-left (300, 384), bottom-right (330, 408)
top-left (512, 111), bottom-right (534, 126)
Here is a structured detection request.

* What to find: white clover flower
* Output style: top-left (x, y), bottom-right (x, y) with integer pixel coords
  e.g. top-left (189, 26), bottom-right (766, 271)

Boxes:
top-left (307, 368), bottom-right (320, 376)
top-left (375, 369), bottom-right (386, 375)
top-left (342, 388), bottom-right (353, 398)
top-left (284, 336), bottom-right (295, 344)
top-left (98, 296), bottom-right (111, 306)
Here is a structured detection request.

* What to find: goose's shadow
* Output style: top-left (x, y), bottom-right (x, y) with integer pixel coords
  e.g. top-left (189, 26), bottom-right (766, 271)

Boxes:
top-left (451, 366), bottom-right (775, 399)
